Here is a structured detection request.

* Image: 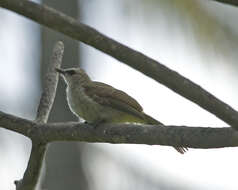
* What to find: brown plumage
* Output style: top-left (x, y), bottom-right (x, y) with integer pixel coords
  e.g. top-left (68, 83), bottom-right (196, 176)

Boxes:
top-left (84, 82), bottom-right (187, 154)
top-left (84, 82), bottom-right (145, 120)
top-left (56, 67), bottom-right (187, 154)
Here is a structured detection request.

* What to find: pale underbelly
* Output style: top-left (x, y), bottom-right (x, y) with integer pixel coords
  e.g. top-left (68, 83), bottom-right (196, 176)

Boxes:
top-left (67, 88), bottom-right (145, 124)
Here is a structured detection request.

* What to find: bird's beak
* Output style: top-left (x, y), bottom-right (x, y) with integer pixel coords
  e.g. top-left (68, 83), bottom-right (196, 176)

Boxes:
top-left (55, 67), bottom-right (66, 75)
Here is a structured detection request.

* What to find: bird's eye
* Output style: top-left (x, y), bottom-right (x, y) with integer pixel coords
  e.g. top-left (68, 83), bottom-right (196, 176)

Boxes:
top-left (67, 70), bottom-right (76, 75)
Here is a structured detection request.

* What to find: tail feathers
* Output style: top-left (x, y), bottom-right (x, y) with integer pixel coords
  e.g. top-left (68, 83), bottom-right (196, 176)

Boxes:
top-left (143, 113), bottom-right (188, 154)
top-left (143, 113), bottom-right (163, 125)
top-left (175, 147), bottom-right (188, 154)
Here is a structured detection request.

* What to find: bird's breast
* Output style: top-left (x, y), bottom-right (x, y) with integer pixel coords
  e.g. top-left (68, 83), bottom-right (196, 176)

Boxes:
top-left (66, 86), bottom-right (103, 122)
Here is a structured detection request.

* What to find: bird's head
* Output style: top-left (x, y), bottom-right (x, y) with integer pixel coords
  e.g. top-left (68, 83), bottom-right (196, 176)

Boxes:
top-left (55, 67), bottom-right (91, 86)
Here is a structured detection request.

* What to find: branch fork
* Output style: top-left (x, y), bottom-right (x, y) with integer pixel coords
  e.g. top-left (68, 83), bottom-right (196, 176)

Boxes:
top-left (0, 1), bottom-right (238, 189)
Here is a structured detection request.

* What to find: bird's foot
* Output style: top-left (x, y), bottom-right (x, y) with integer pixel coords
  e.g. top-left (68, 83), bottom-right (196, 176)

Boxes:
top-left (84, 119), bottom-right (106, 129)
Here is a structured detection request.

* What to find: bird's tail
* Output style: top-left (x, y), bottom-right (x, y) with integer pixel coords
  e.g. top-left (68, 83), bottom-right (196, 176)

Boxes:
top-left (143, 113), bottom-right (188, 154)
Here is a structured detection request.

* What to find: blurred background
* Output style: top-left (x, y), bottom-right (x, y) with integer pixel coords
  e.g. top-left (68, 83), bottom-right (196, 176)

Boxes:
top-left (1, 0), bottom-right (238, 189)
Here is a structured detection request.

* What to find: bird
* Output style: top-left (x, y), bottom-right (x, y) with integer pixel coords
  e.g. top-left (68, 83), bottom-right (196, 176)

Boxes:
top-left (55, 67), bottom-right (187, 154)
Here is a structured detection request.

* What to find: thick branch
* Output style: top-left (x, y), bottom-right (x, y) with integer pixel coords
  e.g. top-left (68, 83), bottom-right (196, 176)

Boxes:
top-left (41, 123), bottom-right (238, 148)
top-left (0, 111), bottom-right (33, 137)
top-left (1, 111), bottom-right (238, 148)
top-left (1, 0), bottom-right (238, 129)
top-left (211, 0), bottom-right (238, 7)
top-left (15, 41), bottom-right (64, 190)
top-left (15, 143), bottom-right (46, 190)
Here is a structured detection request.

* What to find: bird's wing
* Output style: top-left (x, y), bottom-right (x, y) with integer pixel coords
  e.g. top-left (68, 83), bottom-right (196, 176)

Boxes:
top-left (83, 82), bottom-right (144, 119)
top-left (85, 82), bottom-right (188, 154)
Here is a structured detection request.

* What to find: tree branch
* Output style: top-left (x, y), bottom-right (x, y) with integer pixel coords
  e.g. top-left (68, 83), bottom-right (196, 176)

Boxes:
top-left (35, 41), bottom-right (64, 123)
top-left (0, 111), bottom-right (33, 137)
top-left (42, 123), bottom-right (238, 149)
top-left (1, 0), bottom-right (238, 188)
top-left (211, 0), bottom-right (238, 7)
top-left (1, 0), bottom-right (238, 129)
top-left (15, 41), bottom-right (64, 190)
top-left (1, 110), bottom-right (238, 148)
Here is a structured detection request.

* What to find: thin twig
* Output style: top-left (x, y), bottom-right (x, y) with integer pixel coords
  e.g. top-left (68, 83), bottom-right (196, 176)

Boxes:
top-left (1, 0), bottom-right (238, 129)
top-left (35, 41), bottom-right (64, 123)
top-left (15, 41), bottom-right (64, 190)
